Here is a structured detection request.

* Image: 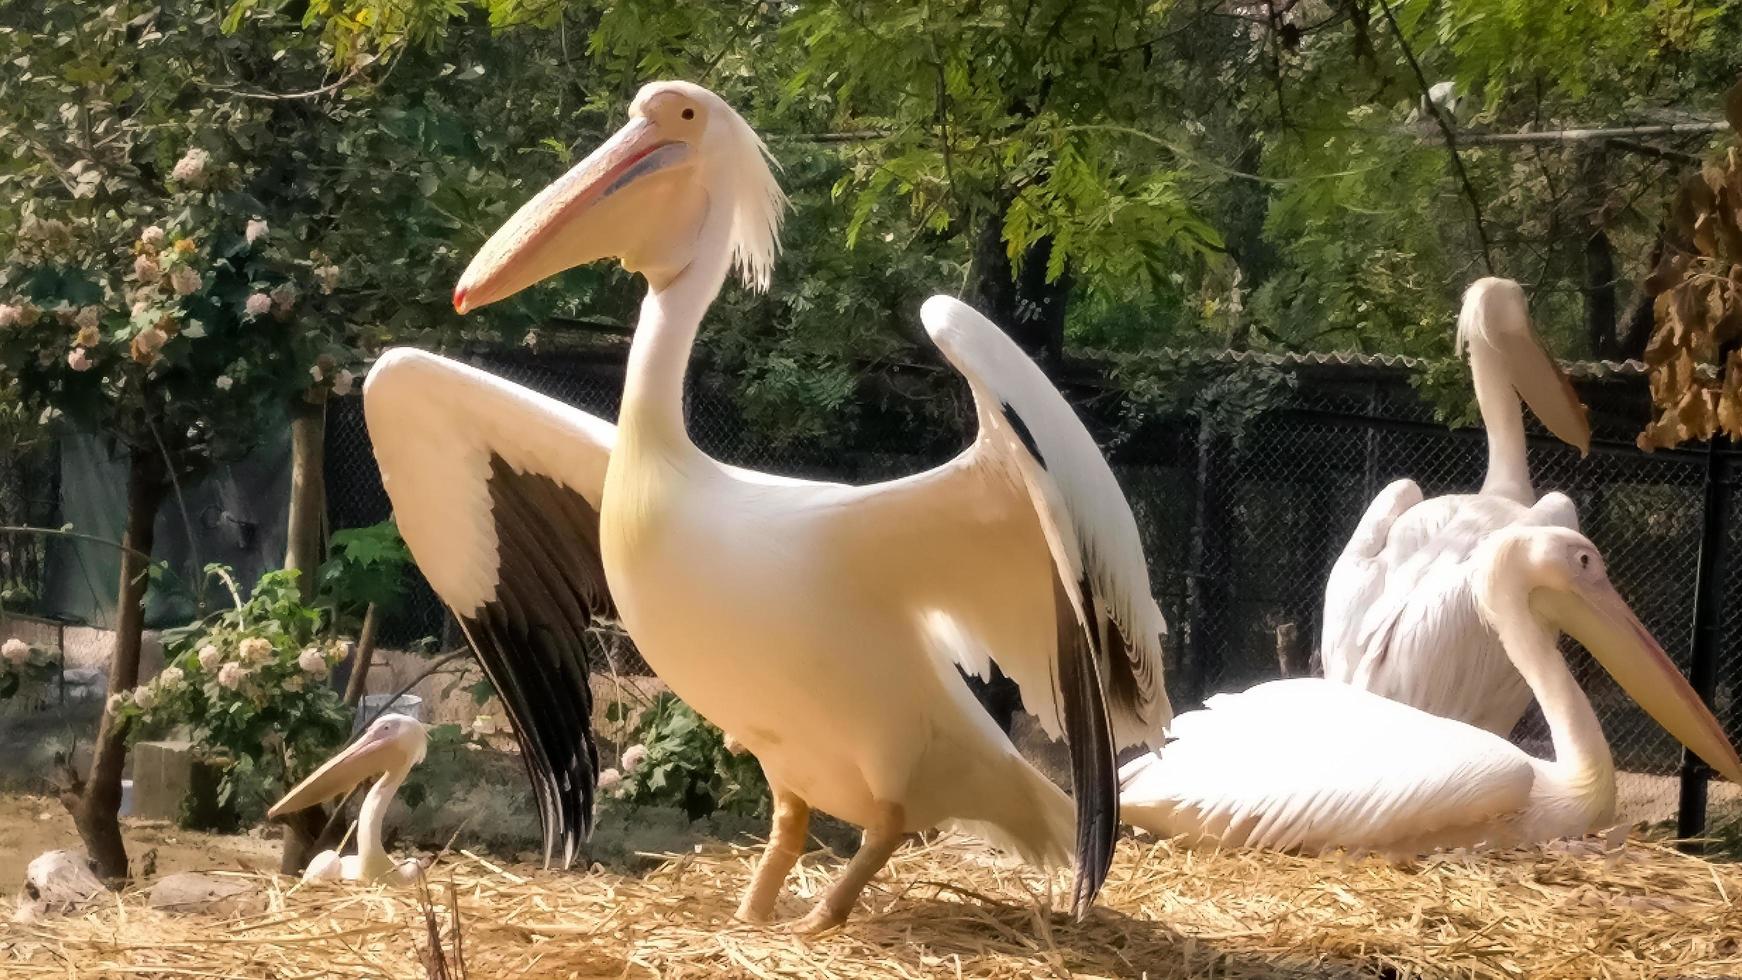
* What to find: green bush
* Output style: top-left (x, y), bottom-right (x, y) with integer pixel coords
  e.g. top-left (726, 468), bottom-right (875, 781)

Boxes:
top-left (609, 695), bottom-right (770, 822)
top-left (119, 567), bottom-right (351, 827)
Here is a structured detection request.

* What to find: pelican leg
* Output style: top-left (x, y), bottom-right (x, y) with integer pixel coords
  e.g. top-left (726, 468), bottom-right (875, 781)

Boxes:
top-left (790, 802), bottom-right (906, 935)
top-left (735, 786), bottom-right (811, 924)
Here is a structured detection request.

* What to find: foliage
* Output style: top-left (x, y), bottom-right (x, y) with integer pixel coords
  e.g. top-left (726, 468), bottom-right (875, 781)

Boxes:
top-left (606, 694), bottom-right (769, 822)
top-left (398, 722), bottom-right (488, 812)
top-left (10, 0), bottom-right (1741, 453)
top-left (0, 637), bottom-right (59, 702)
top-left (316, 519), bottom-right (412, 618)
top-left (0, 1), bottom-right (368, 474)
top-left (119, 568), bottom-right (351, 822)
top-left (1110, 353), bottom-right (1298, 447)
top-left (1635, 83), bottom-right (1742, 451)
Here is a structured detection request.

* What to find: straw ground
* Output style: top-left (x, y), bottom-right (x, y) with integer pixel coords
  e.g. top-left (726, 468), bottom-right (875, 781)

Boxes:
top-left (6, 832), bottom-right (1742, 979)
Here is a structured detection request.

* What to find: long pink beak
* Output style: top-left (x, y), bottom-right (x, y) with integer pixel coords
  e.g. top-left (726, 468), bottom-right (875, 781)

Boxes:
top-left (453, 116), bottom-right (680, 314)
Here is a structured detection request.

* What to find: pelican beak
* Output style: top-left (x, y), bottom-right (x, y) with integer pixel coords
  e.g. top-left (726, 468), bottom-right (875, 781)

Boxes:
top-left (268, 724), bottom-right (402, 818)
top-left (453, 116), bottom-right (696, 313)
top-left (1510, 334), bottom-right (1592, 456)
top-left (1535, 580), bottom-right (1742, 785)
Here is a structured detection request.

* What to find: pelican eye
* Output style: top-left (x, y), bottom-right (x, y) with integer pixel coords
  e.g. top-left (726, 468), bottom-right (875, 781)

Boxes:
top-left (682, 108), bottom-right (695, 120)
top-left (1578, 553), bottom-right (1591, 569)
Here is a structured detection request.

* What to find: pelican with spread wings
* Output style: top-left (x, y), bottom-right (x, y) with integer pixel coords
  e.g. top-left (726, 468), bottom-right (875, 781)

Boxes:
top-left (363, 81), bottom-right (1169, 931)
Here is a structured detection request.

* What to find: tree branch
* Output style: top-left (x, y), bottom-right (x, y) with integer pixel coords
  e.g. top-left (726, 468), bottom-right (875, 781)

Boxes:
top-left (202, 66), bottom-right (362, 102)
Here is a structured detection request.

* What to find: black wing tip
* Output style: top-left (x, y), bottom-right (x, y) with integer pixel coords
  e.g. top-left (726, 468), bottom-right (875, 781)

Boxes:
top-left (1053, 570), bottom-right (1118, 918)
top-left (999, 400), bottom-right (1048, 469)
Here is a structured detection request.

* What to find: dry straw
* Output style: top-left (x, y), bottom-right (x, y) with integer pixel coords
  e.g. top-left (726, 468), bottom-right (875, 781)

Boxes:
top-left (4, 834), bottom-right (1740, 979)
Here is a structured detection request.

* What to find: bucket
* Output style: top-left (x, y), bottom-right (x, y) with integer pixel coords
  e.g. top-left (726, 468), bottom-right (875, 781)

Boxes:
top-left (354, 693), bottom-right (425, 733)
top-left (118, 778), bottom-right (134, 818)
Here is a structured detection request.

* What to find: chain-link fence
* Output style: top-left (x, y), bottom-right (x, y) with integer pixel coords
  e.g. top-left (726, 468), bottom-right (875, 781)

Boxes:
top-left (318, 346), bottom-right (1739, 833)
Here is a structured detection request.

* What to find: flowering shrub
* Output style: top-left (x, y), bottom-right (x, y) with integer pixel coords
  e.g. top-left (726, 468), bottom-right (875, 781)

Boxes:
top-left (117, 569), bottom-right (351, 822)
top-left (608, 695), bottom-right (769, 821)
top-left (0, 176), bottom-right (355, 461)
top-left (0, 637), bottom-right (59, 702)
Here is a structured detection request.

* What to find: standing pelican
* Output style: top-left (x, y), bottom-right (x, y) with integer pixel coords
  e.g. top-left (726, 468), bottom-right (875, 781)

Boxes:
top-left (1320, 278), bottom-right (1592, 735)
top-left (1123, 527), bottom-right (1742, 853)
top-left (269, 714), bottom-right (428, 883)
top-left (363, 81), bottom-right (1169, 930)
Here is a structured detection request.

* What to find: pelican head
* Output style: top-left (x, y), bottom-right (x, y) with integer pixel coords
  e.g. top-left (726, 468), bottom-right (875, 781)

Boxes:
top-left (269, 713), bottom-right (429, 818)
top-left (1474, 527), bottom-right (1742, 785)
top-left (454, 80), bottom-right (785, 312)
top-left (1457, 277), bottom-right (1591, 455)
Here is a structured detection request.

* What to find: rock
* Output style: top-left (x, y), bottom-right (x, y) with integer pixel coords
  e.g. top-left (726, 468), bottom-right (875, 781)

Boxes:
top-left (61, 668), bottom-right (103, 688)
top-left (13, 850), bottom-right (105, 923)
top-left (147, 872), bottom-right (263, 917)
top-left (61, 668), bottom-right (106, 702)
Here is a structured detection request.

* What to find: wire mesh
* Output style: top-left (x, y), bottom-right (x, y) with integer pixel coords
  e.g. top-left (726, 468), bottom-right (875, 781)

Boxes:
top-left (0, 439), bottom-right (59, 611)
top-left (317, 351), bottom-right (1739, 832)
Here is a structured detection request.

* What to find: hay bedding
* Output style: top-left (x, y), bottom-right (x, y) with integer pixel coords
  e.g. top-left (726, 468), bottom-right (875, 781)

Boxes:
top-left (3, 835), bottom-right (1739, 979)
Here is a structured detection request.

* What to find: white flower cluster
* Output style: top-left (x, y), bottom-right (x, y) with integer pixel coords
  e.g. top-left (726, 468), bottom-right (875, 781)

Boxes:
top-left (621, 743), bottom-right (648, 774)
top-left (170, 147), bottom-right (210, 187)
top-left (1, 638), bottom-right (31, 667)
top-left (238, 636), bottom-right (273, 665)
top-left (297, 646), bottom-right (329, 678)
top-left (217, 661), bottom-right (247, 691)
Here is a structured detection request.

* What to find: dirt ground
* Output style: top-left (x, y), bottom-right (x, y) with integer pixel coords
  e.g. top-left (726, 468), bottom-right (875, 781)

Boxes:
top-left (0, 793), bottom-right (281, 887)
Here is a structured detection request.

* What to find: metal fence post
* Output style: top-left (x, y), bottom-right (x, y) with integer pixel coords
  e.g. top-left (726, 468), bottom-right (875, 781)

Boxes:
top-left (1677, 350), bottom-right (1737, 846)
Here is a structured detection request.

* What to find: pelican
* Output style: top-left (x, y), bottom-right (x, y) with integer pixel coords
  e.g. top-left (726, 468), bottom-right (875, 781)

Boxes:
top-left (1320, 277), bottom-right (1592, 735)
top-left (268, 713), bottom-right (428, 883)
top-left (363, 81), bottom-right (1169, 930)
top-left (1122, 526), bottom-right (1742, 853)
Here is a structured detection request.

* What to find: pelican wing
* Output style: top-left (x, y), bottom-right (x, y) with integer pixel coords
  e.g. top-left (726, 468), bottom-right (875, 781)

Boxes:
top-left (364, 349), bottom-right (613, 868)
top-left (1322, 490), bottom-right (1580, 734)
top-left (845, 296), bottom-right (1169, 913)
top-left (1319, 479), bottom-right (1423, 682)
top-left (1119, 678), bottom-right (1535, 853)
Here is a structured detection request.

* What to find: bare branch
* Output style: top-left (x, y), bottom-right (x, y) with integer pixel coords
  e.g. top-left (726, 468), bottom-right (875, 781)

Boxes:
top-left (202, 66), bottom-right (362, 102)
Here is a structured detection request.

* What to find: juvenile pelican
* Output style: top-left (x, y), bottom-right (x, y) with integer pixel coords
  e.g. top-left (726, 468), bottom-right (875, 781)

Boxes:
top-left (1124, 527), bottom-right (1742, 853)
top-left (1321, 278), bottom-right (1592, 735)
top-left (269, 713), bottom-right (428, 884)
top-left (363, 81), bottom-right (1169, 930)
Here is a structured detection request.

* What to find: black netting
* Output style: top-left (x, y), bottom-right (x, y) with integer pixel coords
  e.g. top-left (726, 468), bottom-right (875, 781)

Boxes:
top-left (319, 351), bottom-right (1742, 833)
top-left (0, 438), bottom-right (59, 613)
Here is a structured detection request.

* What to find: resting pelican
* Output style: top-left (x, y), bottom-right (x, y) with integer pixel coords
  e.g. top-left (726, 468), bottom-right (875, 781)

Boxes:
top-left (1320, 278), bottom-right (1592, 735)
top-left (363, 80), bottom-right (1168, 930)
top-left (269, 713), bottom-right (428, 883)
top-left (1122, 526), bottom-right (1742, 853)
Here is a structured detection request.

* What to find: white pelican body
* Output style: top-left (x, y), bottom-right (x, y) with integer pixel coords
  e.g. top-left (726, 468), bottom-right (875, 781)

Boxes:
top-left (269, 713), bottom-right (428, 884)
top-left (1123, 527), bottom-right (1742, 853)
top-left (1320, 278), bottom-right (1592, 735)
top-left (364, 81), bottom-right (1169, 930)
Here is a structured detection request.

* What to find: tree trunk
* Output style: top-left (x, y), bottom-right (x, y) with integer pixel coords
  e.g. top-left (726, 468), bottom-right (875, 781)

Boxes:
top-left (63, 449), bottom-right (167, 883)
top-left (342, 603), bottom-right (379, 707)
top-left (284, 391), bottom-right (328, 603)
top-left (1577, 144), bottom-right (1620, 359)
top-left (1584, 226), bottom-right (1619, 359)
top-left (970, 203), bottom-right (1073, 364)
top-left (280, 390), bottom-right (334, 874)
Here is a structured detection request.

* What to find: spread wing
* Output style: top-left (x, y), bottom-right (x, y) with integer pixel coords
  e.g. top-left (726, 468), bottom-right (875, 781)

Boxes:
top-left (842, 296), bottom-right (1170, 915)
top-left (1119, 678), bottom-right (1535, 854)
top-left (363, 348), bottom-right (614, 868)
